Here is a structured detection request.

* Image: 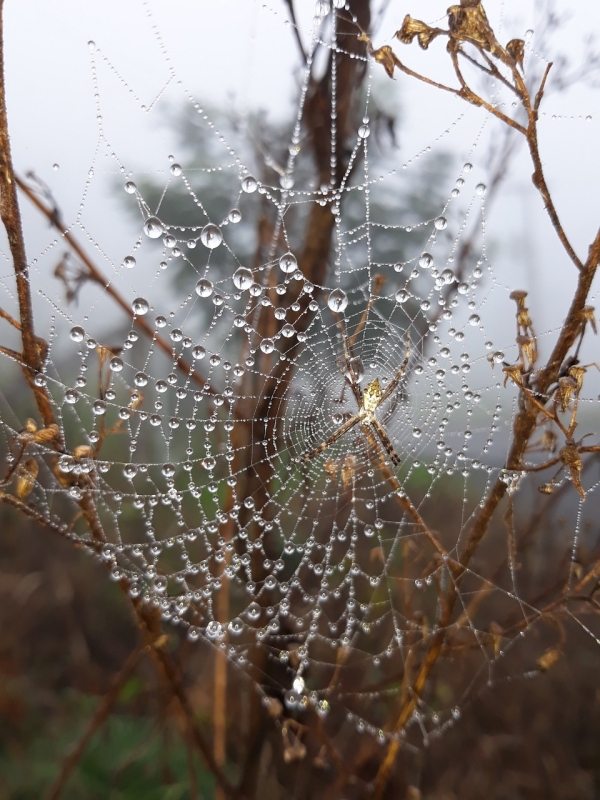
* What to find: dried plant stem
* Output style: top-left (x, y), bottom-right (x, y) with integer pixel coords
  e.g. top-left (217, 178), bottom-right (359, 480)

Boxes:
top-left (0, 0), bottom-right (55, 428)
top-left (45, 646), bottom-right (144, 800)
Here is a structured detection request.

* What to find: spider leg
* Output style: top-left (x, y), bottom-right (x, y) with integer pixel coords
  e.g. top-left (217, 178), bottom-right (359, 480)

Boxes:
top-left (379, 336), bottom-right (411, 405)
top-left (369, 417), bottom-right (402, 468)
top-left (299, 413), bottom-right (360, 462)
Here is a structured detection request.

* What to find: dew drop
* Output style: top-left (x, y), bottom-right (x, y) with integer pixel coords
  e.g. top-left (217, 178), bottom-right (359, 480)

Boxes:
top-left (132, 297), bottom-right (149, 315)
top-left (123, 255), bottom-right (136, 269)
top-left (475, 183), bottom-right (486, 196)
top-left (395, 289), bottom-right (409, 304)
top-left (162, 462), bottom-right (176, 478)
top-left (358, 124), bottom-right (370, 139)
top-left (134, 371), bottom-right (148, 387)
top-left (170, 163), bottom-right (182, 176)
top-left (200, 224), bottom-right (223, 249)
top-left (328, 288), bottom-right (348, 313)
top-left (434, 216), bottom-right (448, 231)
top-left (233, 267), bottom-right (253, 291)
top-left (241, 175), bottom-right (258, 193)
top-left (195, 279), bottom-right (214, 297)
top-left (70, 326), bottom-right (85, 342)
top-left (279, 251), bottom-right (298, 274)
top-left (109, 356), bottom-right (124, 372)
top-left (92, 400), bottom-right (107, 416)
top-left (143, 216), bottom-right (164, 239)
top-left (163, 234), bottom-right (176, 249)
top-left (419, 252), bottom-right (433, 269)
top-left (228, 208), bottom-right (241, 224)
top-left (281, 323), bottom-right (295, 338)
top-left (124, 181), bottom-right (136, 194)
top-left (260, 338), bottom-right (275, 354)
top-left (468, 314), bottom-right (481, 326)
top-left (64, 389), bottom-right (79, 404)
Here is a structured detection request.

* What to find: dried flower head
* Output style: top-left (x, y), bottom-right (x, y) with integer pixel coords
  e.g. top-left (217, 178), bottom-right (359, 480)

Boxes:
top-left (579, 305), bottom-right (597, 335)
top-left (15, 457), bottom-right (39, 499)
top-left (567, 365), bottom-right (586, 391)
top-left (509, 289), bottom-right (528, 306)
top-left (502, 363), bottom-right (523, 388)
top-left (560, 442), bottom-right (584, 498)
top-left (516, 335), bottom-right (537, 368)
top-left (556, 376), bottom-right (578, 412)
top-left (506, 38), bottom-right (525, 68)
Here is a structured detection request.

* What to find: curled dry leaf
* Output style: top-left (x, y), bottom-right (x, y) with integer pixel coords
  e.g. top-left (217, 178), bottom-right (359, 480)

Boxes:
top-left (15, 457), bottom-right (39, 498)
top-left (536, 646), bottom-right (561, 672)
top-left (357, 33), bottom-right (397, 79)
top-left (396, 15), bottom-right (444, 50)
top-left (567, 365), bottom-right (586, 391)
top-left (538, 482), bottom-right (555, 494)
top-left (447, 3), bottom-right (503, 58)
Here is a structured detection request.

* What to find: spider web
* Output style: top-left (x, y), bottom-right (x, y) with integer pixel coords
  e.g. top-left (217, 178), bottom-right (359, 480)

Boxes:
top-left (1, 0), bottom-right (599, 754)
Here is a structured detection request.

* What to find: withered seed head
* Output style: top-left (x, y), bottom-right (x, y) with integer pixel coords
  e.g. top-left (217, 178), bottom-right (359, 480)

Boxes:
top-left (509, 289), bottom-right (528, 307)
top-left (396, 15), bottom-right (443, 50)
top-left (556, 376), bottom-right (578, 412)
top-left (506, 38), bottom-right (525, 68)
top-left (502, 364), bottom-right (523, 388)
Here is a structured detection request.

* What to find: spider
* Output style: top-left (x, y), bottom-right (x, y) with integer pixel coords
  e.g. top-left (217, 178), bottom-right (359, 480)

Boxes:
top-left (299, 331), bottom-right (410, 468)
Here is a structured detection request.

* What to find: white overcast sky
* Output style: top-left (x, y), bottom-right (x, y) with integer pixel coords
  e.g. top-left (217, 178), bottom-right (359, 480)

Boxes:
top-left (1, 0), bottom-right (599, 372)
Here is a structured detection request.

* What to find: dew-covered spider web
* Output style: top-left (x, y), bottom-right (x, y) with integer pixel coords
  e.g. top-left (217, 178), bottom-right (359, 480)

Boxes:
top-left (2, 0), bottom-right (600, 755)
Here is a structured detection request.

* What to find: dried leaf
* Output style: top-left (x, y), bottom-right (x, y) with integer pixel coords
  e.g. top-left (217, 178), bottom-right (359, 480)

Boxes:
top-left (516, 335), bottom-right (537, 367)
top-left (537, 647), bottom-right (561, 672)
top-left (373, 45), bottom-right (397, 78)
top-left (73, 444), bottom-right (93, 460)
top-left (16, 422), bottom-right (60, 446)
top-left (15, 457), bottom-right (39, 498)
top-left (447, 3), bottom-right (502, 57)
top-left (538, 482), bottom-right (555, 494)
top-left (396, 15), bottom-right (444, 50)
top-left (506, 38), bottom-right (525, 68)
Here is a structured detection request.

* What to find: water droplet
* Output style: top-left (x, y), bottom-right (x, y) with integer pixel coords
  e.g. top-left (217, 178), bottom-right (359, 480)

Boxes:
top-left (162, 462), bottom-right (176, 478)
top-left (463, 162), bottom-right (473, 173)
top-left (134, 371), bottom-right (148, 387)
top-left (109, 356), bottom-right (123, 372)
top-left (395, 289), bottom-right (409, 304)
top-left (434, 216), bottom-right (448, 231)
top-left (279, 251), bottom-right (297, 274)
top-left (124, 181), bottom-right (137, 194)
top-left (123, 255), bottom-right (136, 269)
top-left (70, 326), bottom-right (85, 342)
top-left (493, 351), bottom-right (505, 363)
top-left (475, 183), bottom-right (486, 196)
top-left (228, 208), bottom-right (241, 224)
top-left (412, 428), bottom-right (422, 438)
top-left (64, 389), bottom-right (79, 404)
top-left (241, 175), bottom-right (258, 193)
top-left (457, 282), bottom-right (469, 295)
top-left (260, 338), bottom-right (275, 354)
top-left (170, 163), bottom-right (182, 176)
top-left (328, 288), bottom-right (348, 313)
top-left (143, 216), bottom-right (164, 239)
top-left (52, 163), bottom-right (59, 171)
top-left (195, 279), bottom-right (214, 297)
top-left (87, 40), bottom-right (96, 52)
top-left (170, 329), bottom-right (183, 342)
top-left (132, 297), bottom-right (149, 315)
top-left (233, 267), bottom-right (253, 291)
top-left (200, 224), bottom-right (223, 249)
top-left (281, 323), bottom-right (295, 338)
top-left (192, 345), bottom-right (206, 360)
top-left (247, 601), bottom-right (261, 621)
top-left (358, 124), bottom-right (370, 139)
top-left (163, 234), bottom-right (176, 249)
top-left (419, 252), bottom-right (433, 269)
top-left (206, 620), bottom-right (224, 640)
top-left (468, 314), bottom-right (480, 326)
top-left (92, 400), bottom-right (106, 416)
top-left (123, 463), bottom-right (138, 479)
top-left (333, 0), bottom-right (345, 7)
top-left (524, 29), bottom-right (533, 41)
